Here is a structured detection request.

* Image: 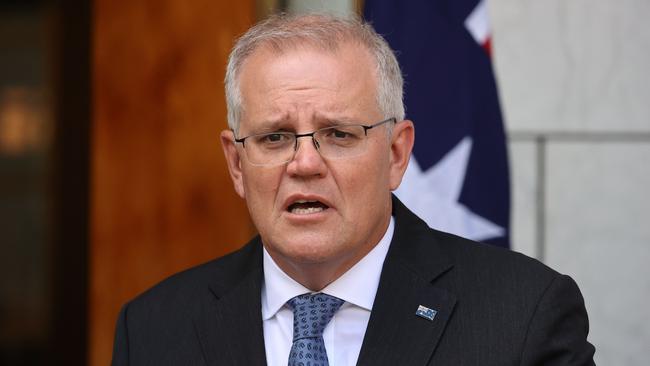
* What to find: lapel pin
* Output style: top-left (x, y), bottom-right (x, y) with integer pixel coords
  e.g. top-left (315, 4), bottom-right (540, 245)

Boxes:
top-left (415, 305), bottom-right (437, 321)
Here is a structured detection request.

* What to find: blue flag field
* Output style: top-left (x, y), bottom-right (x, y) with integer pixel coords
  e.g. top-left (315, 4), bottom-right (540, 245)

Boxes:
top-left (364, 0), bottom-right (511, 248)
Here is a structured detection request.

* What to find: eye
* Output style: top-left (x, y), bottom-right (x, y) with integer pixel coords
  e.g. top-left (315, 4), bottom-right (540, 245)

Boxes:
top-left (324, 126), bottom-right (362, 139)
top-left (253, 132), bottom-right (293, 148)
top-left (332, 129), bottom-right (352, 139)
top-left (318, 126), bottom-right (364, 148)
top-left (264, 133), bottom-right (286, 142)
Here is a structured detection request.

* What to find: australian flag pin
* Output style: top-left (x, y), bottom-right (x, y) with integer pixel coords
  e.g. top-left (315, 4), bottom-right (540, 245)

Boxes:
top-left (415, 305), bottom-right (437, 321)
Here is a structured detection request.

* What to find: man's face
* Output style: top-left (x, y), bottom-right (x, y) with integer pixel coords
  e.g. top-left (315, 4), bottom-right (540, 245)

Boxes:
top-left (221, 42), bottom-right (413, 288)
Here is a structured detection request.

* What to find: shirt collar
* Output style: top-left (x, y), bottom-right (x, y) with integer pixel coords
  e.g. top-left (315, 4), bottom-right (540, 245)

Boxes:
top-left (261, 216), bottom-right (394, 320)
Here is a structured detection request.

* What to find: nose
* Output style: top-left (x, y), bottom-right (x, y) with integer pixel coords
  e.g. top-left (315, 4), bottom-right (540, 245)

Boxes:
top-left (286, 136), bottom-right (327, 177)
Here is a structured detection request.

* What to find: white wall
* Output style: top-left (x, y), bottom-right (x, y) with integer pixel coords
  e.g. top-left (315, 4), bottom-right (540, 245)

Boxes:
top-left (491, 1), bottom-right (650, 364)
top-left (288, 0), bottom-right (650, 363)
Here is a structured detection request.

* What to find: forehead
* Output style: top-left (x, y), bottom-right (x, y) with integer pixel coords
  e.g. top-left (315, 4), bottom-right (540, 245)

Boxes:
top-left (237, 41), bottom-right (381, 129)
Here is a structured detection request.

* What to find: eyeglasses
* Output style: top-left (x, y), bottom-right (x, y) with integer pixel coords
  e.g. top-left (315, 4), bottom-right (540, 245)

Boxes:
top-left (234, 117), bottom-right (396, 166)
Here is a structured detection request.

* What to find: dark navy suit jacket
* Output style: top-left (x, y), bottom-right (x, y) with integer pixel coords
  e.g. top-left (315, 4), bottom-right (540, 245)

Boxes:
top-left (112, 197), bottom-right (595, 365)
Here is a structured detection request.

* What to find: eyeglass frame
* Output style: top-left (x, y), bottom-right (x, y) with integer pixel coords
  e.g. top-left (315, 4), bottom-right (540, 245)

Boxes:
top-left (233, 117), bottom-right (397, 165)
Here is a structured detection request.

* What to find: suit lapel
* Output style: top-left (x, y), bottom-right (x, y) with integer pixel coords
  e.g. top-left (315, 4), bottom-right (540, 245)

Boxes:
top-left (193, 239), bottom-right (267, 366)
top-left (356, 197), bottom-right (457, 366)
top-left (192, 198), bottom-right (456, 366)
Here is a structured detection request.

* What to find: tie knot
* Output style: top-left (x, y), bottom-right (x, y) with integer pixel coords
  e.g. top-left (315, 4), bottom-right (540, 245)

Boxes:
top-left (287, 293), bottom-right (344, 341)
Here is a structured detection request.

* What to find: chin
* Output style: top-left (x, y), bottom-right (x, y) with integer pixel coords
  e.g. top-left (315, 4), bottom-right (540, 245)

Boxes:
top-left (278, 237), bottom-right (341, 264)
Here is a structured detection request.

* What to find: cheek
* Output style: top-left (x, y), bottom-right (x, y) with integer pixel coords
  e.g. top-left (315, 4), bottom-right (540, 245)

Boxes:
top-left (335, 155), bottom-right (390, 198)
top-left (242, 166), bottom-right (283, 193)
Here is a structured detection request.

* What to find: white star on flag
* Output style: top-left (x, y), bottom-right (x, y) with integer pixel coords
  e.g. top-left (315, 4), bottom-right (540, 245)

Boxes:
top-left (394, 137), bottom-right (505, 242)
top-left (464, 0), bottom-right (490, 45)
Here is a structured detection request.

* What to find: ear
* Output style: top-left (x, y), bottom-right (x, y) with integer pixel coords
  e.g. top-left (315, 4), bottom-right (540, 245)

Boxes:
top-left (388, 120), bottom-right (415, 190)
top-left (220, 130), bottom-right (246, 198)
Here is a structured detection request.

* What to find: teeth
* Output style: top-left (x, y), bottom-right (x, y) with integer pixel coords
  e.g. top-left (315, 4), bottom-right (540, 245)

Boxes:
top-left (291, 206), bottom-right (324, 215)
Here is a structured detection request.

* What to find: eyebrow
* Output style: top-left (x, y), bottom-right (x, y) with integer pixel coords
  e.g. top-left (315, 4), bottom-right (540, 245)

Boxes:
top-left (247, 118), bottom-right (293, 134)
top-left (247, 115), bottom-right (361, 134)
top-left (314, 114), bottom-right (361, 127)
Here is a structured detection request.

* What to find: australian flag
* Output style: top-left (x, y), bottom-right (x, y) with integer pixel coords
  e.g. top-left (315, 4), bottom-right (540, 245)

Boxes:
top-left (364, 0), bottom-right (511, 248)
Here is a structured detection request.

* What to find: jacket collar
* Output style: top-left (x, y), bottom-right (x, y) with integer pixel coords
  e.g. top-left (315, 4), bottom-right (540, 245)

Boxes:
top-left (194, 237), bottom-right (268, 366)
top-left (193, 195), bottom-right (456, 366)
top-left (356, 196), bottom-right (457, 366)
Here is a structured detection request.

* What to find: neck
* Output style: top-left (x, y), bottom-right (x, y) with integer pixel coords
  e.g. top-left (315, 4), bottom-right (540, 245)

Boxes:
top-left (268, 252), bottom-right (355, 291)
top-left (262, 209), bottom-right (391, 292)
top-left (265, 215), bottom-right (392, 291)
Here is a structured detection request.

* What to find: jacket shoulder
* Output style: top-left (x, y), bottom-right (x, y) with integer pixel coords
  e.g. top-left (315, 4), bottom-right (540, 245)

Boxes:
top-left (111, 238), bottom-right (263, 365)
top-left (126, 237), bottom-right (262, 311)
top-left (436, 229), bottom-right (556, 279)
top-left (424, 230), bottom-right (594, 364)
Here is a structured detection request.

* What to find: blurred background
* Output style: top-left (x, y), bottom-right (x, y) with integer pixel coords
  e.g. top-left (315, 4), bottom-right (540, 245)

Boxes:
top-left (0, 0), bottom-right (648, 365)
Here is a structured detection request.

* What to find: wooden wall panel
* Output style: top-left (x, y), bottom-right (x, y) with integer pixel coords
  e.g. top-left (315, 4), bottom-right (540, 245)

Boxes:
top-left (90, 1), bottom-right (255, 365)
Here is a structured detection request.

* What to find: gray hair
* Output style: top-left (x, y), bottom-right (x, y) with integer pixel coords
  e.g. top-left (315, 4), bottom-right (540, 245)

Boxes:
top-left (224, 13), bottom-right (405, 133)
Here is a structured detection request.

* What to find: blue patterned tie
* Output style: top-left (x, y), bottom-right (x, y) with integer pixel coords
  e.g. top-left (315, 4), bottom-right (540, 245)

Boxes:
top-left (287, 293), bottom-right (344, 366)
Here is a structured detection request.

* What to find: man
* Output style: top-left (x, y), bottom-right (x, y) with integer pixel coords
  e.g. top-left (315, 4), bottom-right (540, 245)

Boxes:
top-left (112, 13), bottom-right (595, 365)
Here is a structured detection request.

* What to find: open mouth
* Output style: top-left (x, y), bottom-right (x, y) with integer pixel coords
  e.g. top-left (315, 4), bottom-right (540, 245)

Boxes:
top-left (287, 200), bottom-right (329, 215)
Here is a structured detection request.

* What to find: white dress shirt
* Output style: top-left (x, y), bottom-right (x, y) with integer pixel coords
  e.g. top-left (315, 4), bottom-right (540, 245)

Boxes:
top-left (261, 217), bottom-right (394, 366)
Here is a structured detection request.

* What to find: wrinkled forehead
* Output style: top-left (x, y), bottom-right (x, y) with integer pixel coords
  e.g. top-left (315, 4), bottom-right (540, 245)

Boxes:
top-left (236, 42), bottom-right (381, 130)
top-left (236, 38), bottom-right (380, 97)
